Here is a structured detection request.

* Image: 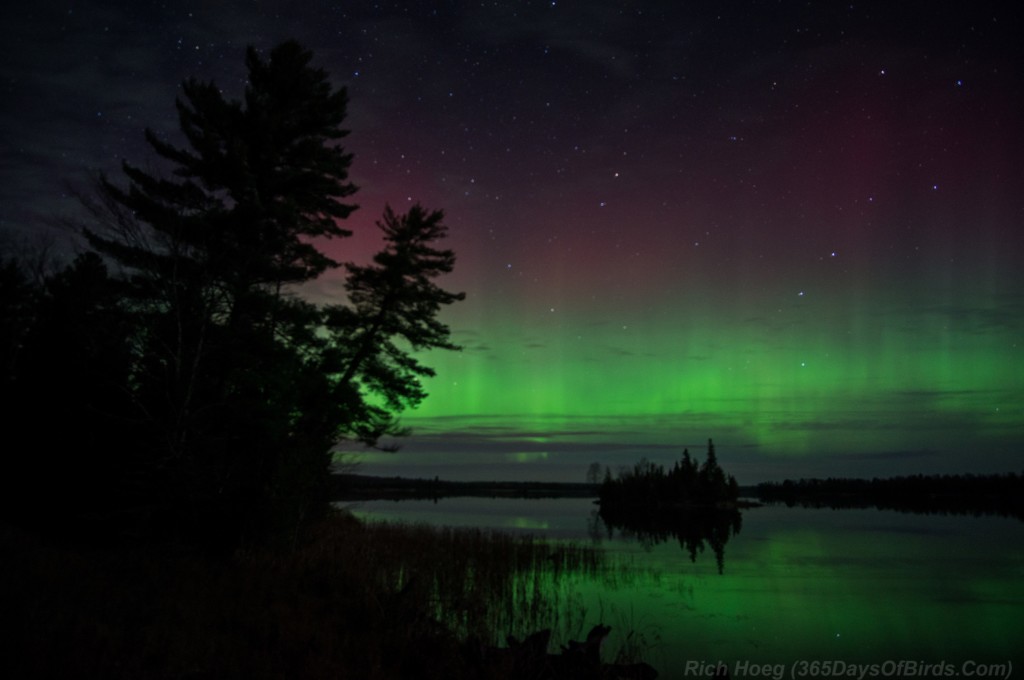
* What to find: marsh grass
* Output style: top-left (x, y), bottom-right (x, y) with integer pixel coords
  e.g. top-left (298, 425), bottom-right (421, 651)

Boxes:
top-left (327, 517), bottom-right (605, 646)
top-left (2, 511), bottom-right (612, 679)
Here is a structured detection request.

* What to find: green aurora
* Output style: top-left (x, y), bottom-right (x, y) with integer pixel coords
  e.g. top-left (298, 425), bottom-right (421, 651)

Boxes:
top-left (351, 269), bottom-right (1021, 481)
top-left (2, 0), bottom-right (1020, 482)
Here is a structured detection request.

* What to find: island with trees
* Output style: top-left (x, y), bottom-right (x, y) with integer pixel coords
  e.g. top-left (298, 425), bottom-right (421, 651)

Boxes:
top-left (596, 439), bottom-right (745, 573)
top-left (597, 439), bottom-right (741, 510)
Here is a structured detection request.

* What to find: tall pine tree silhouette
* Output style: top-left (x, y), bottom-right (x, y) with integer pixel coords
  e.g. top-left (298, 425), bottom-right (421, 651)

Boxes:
top-left (73, 41), bottom-right (462, 543)
top-left (324, 205), bottom-right (465, 445)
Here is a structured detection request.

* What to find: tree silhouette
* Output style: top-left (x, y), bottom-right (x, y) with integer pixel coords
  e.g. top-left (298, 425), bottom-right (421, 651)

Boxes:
top-left (323, 204), bottom-right (465, 445)
top-left (81, 41), bottom-right (359, 476)
top-left (599, 439), bottom-right (738, 509)
top-left (8, 41), bottom-right (463, 544)
top-left (595, 439), bottom-right (742, 572)
top-left (3, 252), bottom-right (140, 534)
top-left (756, 473), bottom-right (1024, 519)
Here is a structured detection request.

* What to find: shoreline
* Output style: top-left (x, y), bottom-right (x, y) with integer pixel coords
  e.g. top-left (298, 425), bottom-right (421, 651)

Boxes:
top-left (332, 473), bottom-right (1024, 520)
top-left (330, 473), bottom-right (602, 500)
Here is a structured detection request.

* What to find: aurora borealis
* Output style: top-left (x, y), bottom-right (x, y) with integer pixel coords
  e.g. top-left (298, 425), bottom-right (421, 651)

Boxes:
top-left (2, 2), bottom-right (1021, 482)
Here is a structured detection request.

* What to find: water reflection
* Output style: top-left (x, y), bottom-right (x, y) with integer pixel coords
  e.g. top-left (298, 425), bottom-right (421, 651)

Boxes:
top-left (348, 498), bottom-right (1024, 671)
top-left (594, 505), bottom-right (743, 573)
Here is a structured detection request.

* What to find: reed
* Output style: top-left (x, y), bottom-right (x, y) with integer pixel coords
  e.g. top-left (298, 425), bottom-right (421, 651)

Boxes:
top-left (2, 510), bottom-right (611, 679)
top-left (305, 514), bottom-right (604, 643)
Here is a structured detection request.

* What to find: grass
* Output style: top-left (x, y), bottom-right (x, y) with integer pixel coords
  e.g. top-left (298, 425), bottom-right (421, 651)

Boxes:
top-left (1, 511), bottom-right (607, 679)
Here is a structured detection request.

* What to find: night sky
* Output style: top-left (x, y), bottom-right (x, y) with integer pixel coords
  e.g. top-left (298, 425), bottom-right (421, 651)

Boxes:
top-left (2, 1), bottom-right (1022, 482)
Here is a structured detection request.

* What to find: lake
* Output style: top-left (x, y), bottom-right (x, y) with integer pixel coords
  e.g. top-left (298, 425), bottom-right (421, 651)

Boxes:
top-left (342, 496), bottom-right (1024, 676)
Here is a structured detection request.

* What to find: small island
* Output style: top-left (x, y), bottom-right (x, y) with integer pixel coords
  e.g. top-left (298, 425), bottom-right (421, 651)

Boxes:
top-left (596, 440), bottom-right (745, 573)
top-left (597, 439), bottom-right (740, 510)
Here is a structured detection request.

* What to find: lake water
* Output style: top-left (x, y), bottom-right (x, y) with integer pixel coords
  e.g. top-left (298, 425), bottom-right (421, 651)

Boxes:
top-left (343, 497), bottom-right (1024, 676)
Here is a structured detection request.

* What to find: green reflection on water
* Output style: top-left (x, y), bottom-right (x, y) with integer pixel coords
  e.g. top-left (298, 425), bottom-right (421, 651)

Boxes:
top-left (511, 517), bottom-right (550, 530)
top-left (581, 507), bottom-right (1024, 670)
top-left (350, 499), bottom-right (1024, 672)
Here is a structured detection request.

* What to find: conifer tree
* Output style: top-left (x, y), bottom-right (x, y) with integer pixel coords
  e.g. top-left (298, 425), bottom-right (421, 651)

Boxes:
top-left (68, 41), bottom-right (462, 543)
top-left (323, 204), bottom-right (465, 445)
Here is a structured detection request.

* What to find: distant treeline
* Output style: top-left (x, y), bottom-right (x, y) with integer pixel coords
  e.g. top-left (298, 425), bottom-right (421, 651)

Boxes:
top-left (332, 469), bottom-right (1024, 522)
top-left (331, 474), bottom-right (597, 501)
top-left (756, 473), bottom-right (1024, 520)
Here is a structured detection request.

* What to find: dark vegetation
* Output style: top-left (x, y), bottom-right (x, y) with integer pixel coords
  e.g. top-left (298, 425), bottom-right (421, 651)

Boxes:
top-left (1, 40), bottom-right (463, 547)
top-left (2, 41), bottom-right (657, 679)
top-left (489, 626), bottom-right (657, 680)
top-left (3, 511), bottom-right (651, 679)
top-left (0, 40), bottom-right (667, 679)
top-left (756, 473), bottom-right (1024, 520)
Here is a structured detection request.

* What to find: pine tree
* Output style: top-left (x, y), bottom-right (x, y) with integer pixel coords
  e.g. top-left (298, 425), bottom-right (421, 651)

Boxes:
top-left (3, 252), bottom-right (147, 532)
top-left (323, 204), bottom-right (465, 445)
top-left (69, 42), bottom-right (462, 543)
top-left (90, 40), bottom-right (357, 291)
top-left (83, 41), bottom-right (357, 463)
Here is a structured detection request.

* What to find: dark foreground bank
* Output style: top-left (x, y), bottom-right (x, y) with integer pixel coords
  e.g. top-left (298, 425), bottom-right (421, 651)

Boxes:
top-left (1, 512), bottom-right (654, 679)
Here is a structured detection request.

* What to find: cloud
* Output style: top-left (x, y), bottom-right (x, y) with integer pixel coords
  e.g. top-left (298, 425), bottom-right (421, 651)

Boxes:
top-left (840, 449), bottom-right (938, 461)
